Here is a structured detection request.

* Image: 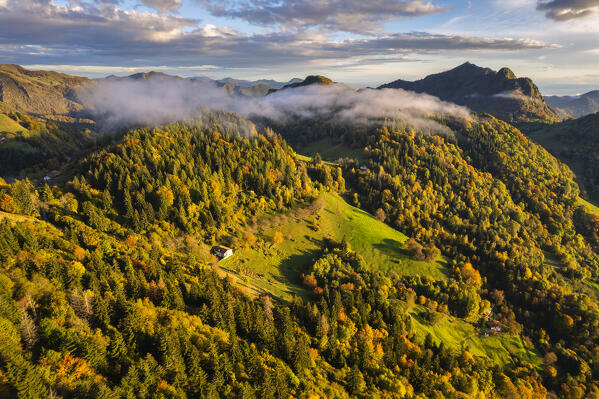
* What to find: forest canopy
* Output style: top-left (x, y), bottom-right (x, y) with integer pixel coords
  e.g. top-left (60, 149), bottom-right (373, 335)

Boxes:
top-left (0, 109), bottom-right (598, 398)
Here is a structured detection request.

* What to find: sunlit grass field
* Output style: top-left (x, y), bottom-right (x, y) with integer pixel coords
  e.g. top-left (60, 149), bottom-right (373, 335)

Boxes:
top-left (219, 191), bottom-right (447, 300)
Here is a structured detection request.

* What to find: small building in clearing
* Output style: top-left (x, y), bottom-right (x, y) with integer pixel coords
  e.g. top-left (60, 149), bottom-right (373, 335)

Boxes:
top-left (43, 170), bottom-right (61, 182)
top-left (212, 245), bottom-right (233, 260)
top-left (487, 320), bottom-right (504, 333)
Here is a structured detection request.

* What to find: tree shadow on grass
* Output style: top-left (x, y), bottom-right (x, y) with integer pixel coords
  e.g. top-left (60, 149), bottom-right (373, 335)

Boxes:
top-left (272, 241), bottom-right (324, 301)
top-left (372, 238), bottom-right (410, 258)
top-left (409, 309), bottom-right (429, 326)
top-left (372, 238), bottom-right (449, 278)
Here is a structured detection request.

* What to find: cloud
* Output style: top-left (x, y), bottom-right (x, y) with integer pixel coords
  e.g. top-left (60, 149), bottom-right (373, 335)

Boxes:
top-left (78, 77), bottom-right (471, 135)
top-left (21, 64), bottom-right (220, 76)
top-left (198, 0), bottom-right (449, 34)
top-left (344, 33), bottom-right (558, 52)
top-left (0, 0), bottom-right (195, 46)
top-left (492, 90), bottom-right (528, 99)
top-left (537, 0), bottom-right (599, 20)
top-left (0, 0), bottom-right (557, 70)
top-left (141, 0), bottom-right (182, 13)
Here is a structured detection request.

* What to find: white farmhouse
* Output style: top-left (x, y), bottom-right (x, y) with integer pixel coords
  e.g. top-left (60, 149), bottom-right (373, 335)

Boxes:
top-left (212, 245), bottom-right (233, 260)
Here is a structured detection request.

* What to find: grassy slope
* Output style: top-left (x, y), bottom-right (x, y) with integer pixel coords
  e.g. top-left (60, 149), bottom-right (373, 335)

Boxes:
top-left (0, 114), bottom-right (27, 134)
top-left (0, 64), bottom-right (89, 116)
top-left (578, 197), bottom-right (599, 216)
top-left (0, 210), bottom-right (38, 223)
top-left (219, 191), bottom-right (447, 300)
top-left (299, 138), bottom-right (366, 162)
top-left (409, 305), bottom-right (541, 367)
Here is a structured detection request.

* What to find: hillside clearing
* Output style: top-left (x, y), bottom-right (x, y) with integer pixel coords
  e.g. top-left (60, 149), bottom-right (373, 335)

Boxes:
top-left (578, 197), bottom-right (599, 216)
top-left (299, 138), bottom-right (366, 162)
top-left (408, 305), bottom-right (542, 367)
top-left (218, 191), bottom-right (447, 300)
top-left (0, 114), bottom-right (27, 134)
top-left (0, 211), bottom-right (39, 224)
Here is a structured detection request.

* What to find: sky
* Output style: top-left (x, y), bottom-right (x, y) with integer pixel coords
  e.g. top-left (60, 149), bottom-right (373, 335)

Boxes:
top-left (1, 0), bottom-right (599, 94)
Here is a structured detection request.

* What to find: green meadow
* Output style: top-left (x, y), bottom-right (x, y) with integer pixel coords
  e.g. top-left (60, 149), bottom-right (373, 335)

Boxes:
top-left (219, 191), bottom-right (447, 300)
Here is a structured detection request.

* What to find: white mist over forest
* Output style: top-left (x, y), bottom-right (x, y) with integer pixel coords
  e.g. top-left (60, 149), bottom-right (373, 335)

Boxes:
top-left (78, 77), bottom-right (471, 134)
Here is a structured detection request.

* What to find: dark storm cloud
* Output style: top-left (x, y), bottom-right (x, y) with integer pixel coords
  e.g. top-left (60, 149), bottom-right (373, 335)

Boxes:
top-left (198, 0), bottom-right (450, 34)
top-left (537, 0), bottom-right (599, 20)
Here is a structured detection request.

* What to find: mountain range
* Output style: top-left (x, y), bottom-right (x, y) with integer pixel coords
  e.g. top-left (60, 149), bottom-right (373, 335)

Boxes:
top-left (104, 71), bottom-right (301, 89)
top-left (104, 71), bottom-right (302, 97)
top-left (215, 76), bottom-right (302, 89)
top-left (0, 65), bottom-right (307, 122)
top-left (545, 90), bottom-right (599, 118)
top-left (0, 63), bottom-right (567, 125)
top-left (378, 62), bottom-right (561, 123)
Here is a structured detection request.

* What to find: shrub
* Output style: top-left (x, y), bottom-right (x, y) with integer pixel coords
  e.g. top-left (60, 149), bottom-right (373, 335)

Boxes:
top-left (405, 238), bottom-right (424, 261)
top-left (0, 193), bottom-right (16, 213)
top-left (272, 231), bottom-right (284, 244)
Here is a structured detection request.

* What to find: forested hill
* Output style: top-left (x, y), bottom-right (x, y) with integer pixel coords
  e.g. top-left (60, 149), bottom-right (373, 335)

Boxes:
top-left (0, 64), bottom-right (90, 118)
top-left (341, 116), bottom-right (599, 395)
top-left (378, 62), bottom-right (561, 123)
top-left (526, 111), bottom-right (599, 203)
top-left (0, 108), bottom-right (599, 398)
top-left (0, 110), bottom-right (96, 178)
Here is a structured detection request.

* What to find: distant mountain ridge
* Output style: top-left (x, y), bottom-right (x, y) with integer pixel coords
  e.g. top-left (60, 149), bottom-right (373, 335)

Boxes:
top-left (102, 71), bottom-right (302, 98)
top-left (0, 65), bottom-right (336, 127)
top-left (281, 75), bottom-right (334, 89)
top-left (216, 77), bottom-right (302, 89)
top-left (262, 75), bottom-right (337, 96)
top-left (0, 64), bottom-right (569, 126)
top-left (545, 90), bottom-right (599, 118)
top-left (379, 62), bottom-right (561, 123)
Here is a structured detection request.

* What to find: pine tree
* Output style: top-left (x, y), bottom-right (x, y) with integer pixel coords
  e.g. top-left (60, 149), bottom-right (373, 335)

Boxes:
top-left (274, 364), bottom-right (289, 399)
top-left (41, 184), bottom-right (54, 202)
top-left (187, 347), bottom-right (207, 397)
top-left (292, 334), bottom-right (311, 373)
top-left (260, 369), bottom-right (276, 399)
top-left (109, 327), bottom-right (128, 365)
top-left (102, 188), bottom-right (112, 209)
top-left (348, 364), bottom-right (366, 395)
top-left (10, 179), bottom-right (36, 215)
